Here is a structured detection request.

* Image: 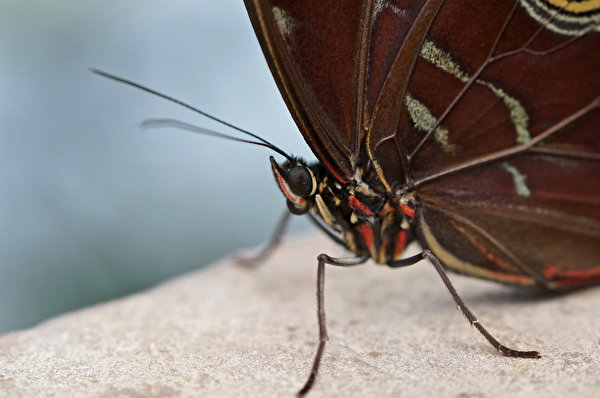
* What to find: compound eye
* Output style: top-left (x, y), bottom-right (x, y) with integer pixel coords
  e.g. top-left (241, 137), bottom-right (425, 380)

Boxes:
top-left (287, 166), bottom-right (315, 198)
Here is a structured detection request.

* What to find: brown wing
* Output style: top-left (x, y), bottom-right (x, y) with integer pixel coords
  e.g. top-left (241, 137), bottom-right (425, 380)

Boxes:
top-left (246, 0), bottom-right (600, 288)
top-left (244, 0), bottom-right (428, 182)
top-left (417, 155), bottom-right (600, 289)
top-left (393, 1), bottom-right (600, 288)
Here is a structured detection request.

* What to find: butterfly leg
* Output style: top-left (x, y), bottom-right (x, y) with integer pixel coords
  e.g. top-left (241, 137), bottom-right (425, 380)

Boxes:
top-left (297, 253), bottom-right (369, 397)
top-left (391, 250), bottom-right (541, 358)
top-left (237, 210), bottom-right (291, 268)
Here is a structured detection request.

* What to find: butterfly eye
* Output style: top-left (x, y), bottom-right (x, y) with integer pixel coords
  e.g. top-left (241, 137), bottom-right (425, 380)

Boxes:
top-left (287, 166), bottom-right (315, 198)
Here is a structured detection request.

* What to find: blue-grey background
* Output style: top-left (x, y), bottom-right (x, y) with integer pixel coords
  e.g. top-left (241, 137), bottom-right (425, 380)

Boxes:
top-left (0, 1), bottom-right (314, 334)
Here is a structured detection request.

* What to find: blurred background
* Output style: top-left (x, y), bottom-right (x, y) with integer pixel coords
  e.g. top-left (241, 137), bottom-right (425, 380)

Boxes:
top-left (0, 1), bottom-right (314, 334)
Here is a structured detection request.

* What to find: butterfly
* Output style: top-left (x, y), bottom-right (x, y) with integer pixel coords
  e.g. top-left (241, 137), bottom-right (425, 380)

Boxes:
top-left (92, 0), bottom-right (599, 395)
top-left (242, 0), bottom-right (600, 395)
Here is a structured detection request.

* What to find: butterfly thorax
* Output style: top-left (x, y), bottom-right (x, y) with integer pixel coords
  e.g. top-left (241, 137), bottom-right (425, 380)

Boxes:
top-left (270, 156), bottom-right (416, 264)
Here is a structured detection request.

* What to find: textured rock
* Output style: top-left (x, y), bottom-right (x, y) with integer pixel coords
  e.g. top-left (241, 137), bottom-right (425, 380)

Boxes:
top-left (1, 234), bottom-right (600, 397)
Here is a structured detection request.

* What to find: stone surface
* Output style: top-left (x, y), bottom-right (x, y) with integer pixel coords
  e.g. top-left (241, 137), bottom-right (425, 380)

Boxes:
top-left (1, 233), bottom-right (600, 397)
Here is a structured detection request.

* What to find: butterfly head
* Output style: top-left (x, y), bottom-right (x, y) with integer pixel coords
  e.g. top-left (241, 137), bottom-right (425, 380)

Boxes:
top-left (269, 156), bottom-right (319, 215)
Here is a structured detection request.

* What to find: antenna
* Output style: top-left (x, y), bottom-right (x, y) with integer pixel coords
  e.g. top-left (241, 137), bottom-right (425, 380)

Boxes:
top-left (91, 68), bottom-right (291, 160)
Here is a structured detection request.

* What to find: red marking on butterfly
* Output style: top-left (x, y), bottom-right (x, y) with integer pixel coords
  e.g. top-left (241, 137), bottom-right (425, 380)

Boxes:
top-left (393, 231), bottom-right (408, 258)
top-left (358, 223), bottom-right (374, 250)
top-left (543, 264), bottom-right (600, 287)
top-left (349, 196), bottom-right (374, 216)
top-left (400, 203), bottom-right (415, 218)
